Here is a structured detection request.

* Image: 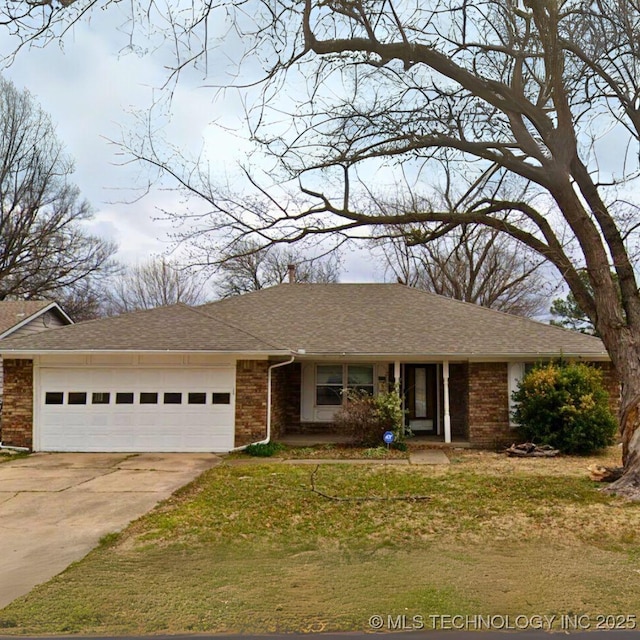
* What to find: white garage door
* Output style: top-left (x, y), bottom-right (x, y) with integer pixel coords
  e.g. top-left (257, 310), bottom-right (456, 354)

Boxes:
top-left (37, 367), bottom-right (235, 452)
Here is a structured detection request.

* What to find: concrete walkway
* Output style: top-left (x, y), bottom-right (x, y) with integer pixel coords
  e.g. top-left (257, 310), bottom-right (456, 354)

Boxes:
top-left (0, 452), bottom-right (220, 609)
top-left (409, 449), bottom-right (451, 465)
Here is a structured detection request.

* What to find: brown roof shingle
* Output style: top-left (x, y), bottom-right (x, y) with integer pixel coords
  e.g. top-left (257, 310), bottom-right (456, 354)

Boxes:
top-left (0, 303), bottom-right (283, 353)
top-left (0, 284), bottom-right (608, 358)
top-left (200, 283), bottom-right (608, 358)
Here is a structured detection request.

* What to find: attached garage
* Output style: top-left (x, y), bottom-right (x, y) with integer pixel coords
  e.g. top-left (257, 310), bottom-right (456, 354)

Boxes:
top-left (36, 365), bottom-right (236, 452)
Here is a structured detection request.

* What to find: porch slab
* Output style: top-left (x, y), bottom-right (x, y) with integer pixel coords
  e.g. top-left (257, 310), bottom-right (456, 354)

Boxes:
top-left (278, 434), bottom-right (352, 446)
top-left (409, 450), bottom-right (450, 465)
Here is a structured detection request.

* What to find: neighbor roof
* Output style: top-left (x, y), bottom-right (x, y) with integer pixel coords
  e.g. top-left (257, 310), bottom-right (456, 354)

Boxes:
top-left (198, 283), bottom-right (608, 358)
top-left (0, 300), bottom-right (72, 339)
top-left (0, 303), bottom-right (283, 353)
top-left (0, 284), bottom-right (608, 359)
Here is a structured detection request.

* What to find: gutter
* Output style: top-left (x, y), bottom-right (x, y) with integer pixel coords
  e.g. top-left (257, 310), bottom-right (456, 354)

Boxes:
top-left (231, 355), bottom-right (296, 452)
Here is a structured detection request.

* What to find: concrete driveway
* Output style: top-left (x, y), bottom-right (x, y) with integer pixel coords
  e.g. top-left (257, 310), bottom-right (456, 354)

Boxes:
top-left (0, 452), bottom-right (221, 609)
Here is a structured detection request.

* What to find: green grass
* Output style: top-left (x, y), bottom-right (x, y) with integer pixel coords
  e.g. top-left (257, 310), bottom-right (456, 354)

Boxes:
top-left (0, 451), bottom-right (29, 463)
top-left (1, 457), bottom-right (640, 634)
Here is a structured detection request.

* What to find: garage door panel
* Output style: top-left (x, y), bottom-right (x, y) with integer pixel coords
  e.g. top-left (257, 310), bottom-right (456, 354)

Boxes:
top-left (38, 367), bottom-right (236, 452)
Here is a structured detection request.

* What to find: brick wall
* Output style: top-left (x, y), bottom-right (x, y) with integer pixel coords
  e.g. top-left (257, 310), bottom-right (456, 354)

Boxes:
top-left (271, 362), bottom-right (301, 437)
top-left (468, 362), bottom-right (511, 448)
top-left (234, 360), bottom-right (269, 447)
top-left (594, 361), bottom-right (621, 419)
top-left (2, 359), bottom-right (33, 449)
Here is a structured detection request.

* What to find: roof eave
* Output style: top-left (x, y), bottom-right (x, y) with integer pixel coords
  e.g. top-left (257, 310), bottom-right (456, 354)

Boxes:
top-left (291, 351), bottom-right (610, 361)
top-left (0, 348), bottom-right (292, 357)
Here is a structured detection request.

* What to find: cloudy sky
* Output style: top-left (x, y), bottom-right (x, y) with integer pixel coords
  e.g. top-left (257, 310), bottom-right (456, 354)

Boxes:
top-left (0, 11), bottom-right (379, 282)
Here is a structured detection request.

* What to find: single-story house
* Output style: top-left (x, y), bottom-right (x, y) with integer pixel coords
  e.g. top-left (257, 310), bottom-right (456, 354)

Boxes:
top-left (0, 283), bottom-right (616, 452)
top-left (0, 300), bottom-right (72, 401)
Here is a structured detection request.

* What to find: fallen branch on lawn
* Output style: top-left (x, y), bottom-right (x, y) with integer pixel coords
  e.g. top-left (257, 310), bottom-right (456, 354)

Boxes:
top-left (309, 465), bottom-right (430, 502)
top-left (505, 442), bottom-right (560, 457)
top-left (588, 464), bottom-right (624, 482)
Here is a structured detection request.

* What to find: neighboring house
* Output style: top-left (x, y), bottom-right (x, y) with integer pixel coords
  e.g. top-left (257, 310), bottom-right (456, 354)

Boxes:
top-left (0, 283), bottom-right (617, 453)
top-left (0, 301), bottom-right (73, 401)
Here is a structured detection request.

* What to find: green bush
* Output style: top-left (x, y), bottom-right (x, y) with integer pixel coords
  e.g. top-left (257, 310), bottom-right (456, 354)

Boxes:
top-left (334, 389), bottom-right (406, 447)
top-left (511, 361), bottom-right (618, 455)
top-left (244, 442), bottom-right (284, 457)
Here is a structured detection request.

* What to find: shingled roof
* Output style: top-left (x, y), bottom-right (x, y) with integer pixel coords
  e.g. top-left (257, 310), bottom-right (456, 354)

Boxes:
top-left (0, 284), bottom-right (608, 359)
top-left (0, 303), bottom-right (283, 353)
top-left (0, 300), bottom-right (71, 339)
top-left (200, 283), bottom-right (607, 358)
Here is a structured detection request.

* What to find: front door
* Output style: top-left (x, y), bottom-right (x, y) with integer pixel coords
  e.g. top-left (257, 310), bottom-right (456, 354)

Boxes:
top-left (404, 364), bottom-right (437, 433)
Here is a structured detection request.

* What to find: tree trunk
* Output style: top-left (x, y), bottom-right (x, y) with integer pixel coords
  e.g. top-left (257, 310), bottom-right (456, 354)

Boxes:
top-left (601, 337), bottom-right (640, 498)
top-left (603, 398), bottom-right (640, 498)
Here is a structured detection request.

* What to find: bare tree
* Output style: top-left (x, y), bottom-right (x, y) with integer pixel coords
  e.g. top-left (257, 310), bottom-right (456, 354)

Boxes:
top-left (5, 1), bottom-right (640, 495)
top-left (105, 257), bottom-right (208, 315)
top-left (0, 75), bottom-right (117, 302)
top-left (374, 224), bottom-right (548, 317)
top-left (216, 241), bottom-right (340, 298)
top-left (56, 281), bottom-right (111, 321)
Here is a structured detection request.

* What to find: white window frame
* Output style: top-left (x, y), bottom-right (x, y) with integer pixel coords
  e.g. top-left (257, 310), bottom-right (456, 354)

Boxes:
top-left (314, 363), bottom-right (375, 407)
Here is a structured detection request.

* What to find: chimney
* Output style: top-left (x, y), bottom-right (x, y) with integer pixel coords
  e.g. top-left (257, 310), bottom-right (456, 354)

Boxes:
top-left (287, 264), bottom-right (296, 283)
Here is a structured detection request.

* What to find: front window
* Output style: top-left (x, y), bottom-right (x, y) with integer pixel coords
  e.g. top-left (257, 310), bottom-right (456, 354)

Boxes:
top-left (316, 364), bottom-right (374, 406)
top-left (316, 365), bottom-right (343, 405)
top-left (347, 365), bottom-right (374, 396)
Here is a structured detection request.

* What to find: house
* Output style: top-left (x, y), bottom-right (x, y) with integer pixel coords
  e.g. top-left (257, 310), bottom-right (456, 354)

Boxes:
top-left (0, 300), bottom-right (73, 402)
top-left (0, 283), bottom-right (616, 453)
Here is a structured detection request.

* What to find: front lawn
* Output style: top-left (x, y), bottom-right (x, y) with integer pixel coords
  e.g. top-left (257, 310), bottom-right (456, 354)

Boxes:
top-left (1, 448), bottom-right (639, 634)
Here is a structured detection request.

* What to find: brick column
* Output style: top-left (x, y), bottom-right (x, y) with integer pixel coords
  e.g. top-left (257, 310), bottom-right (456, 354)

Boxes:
top-left (234, 360), bottom-right (269, 447)
top-left (2, 359), bottom-right (34, 449)
top-left (468, 362), bottom-right (510, 448)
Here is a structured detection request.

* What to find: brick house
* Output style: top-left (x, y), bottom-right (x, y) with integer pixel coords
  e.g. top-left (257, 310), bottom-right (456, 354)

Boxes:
top-left (0, 283), bottom-right (615, 452)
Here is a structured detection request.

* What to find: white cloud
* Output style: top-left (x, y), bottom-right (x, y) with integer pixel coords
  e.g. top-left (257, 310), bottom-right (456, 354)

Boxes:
top-left (0, 15), bottom-right (375, 282)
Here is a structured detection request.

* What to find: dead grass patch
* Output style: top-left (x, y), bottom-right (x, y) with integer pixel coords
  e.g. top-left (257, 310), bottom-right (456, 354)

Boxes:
top-left (1, 450), bottom-right (639, 635)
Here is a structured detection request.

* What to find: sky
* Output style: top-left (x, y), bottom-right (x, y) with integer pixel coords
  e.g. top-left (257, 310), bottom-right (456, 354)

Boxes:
top-left (3, 5), bottom-right (628, 316)
top-left (0, 12), bottom-right (379, 283)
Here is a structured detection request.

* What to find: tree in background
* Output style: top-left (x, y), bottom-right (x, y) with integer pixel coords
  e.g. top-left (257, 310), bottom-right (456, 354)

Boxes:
top-left (375, 224), bottom-right (547, 317)
top-left (548, 270), bottom-right (623, 337)
top-left (0, 76), bottom-right (117, 306)
top-left (216, 241), bottom-right (340, 298)
top-left (550, 271), bottom-right (597, 336)
top-left (105, 257), bottom-right (207, 315)
top-left (56, 281), bottom-right (111, 322)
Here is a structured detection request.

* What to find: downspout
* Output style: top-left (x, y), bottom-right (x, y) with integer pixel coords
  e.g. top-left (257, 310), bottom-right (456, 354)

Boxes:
top-left (231, 355), bottom-right (296, 451)
top-left (0, 442), bottom-right (30, 452)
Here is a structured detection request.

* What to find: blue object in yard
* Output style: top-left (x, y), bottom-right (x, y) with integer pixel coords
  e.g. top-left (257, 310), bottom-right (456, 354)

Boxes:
top-left (383, 431), bottom-right (395, 444)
